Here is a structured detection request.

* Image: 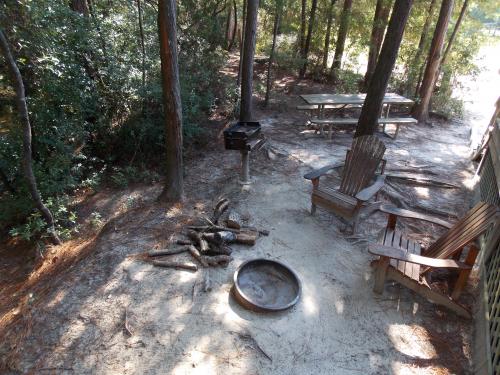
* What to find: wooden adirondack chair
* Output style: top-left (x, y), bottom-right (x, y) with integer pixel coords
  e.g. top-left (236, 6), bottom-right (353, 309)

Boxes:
top-left (369, 202), bottom-right (499, 318)
top-left (303, 135), bottom-right (386, 233)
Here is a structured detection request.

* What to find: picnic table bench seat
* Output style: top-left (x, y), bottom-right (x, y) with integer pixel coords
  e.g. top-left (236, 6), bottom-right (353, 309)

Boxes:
top-left (309, 117), bottom-right (417, 139)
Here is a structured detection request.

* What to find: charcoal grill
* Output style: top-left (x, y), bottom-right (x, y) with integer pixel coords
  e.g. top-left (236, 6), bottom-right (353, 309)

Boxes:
top-left (224, 121), bottom-right (265, 183)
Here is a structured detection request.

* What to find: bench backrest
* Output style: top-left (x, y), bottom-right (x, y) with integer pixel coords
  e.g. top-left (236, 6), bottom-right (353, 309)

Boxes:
top-left (424, 201), bottom-right (498, 260)
top-left (339, 135), bottom-right (386, 197)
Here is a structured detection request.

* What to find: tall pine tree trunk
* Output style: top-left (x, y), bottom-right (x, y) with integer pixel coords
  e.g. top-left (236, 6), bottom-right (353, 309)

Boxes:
top-left (265, 2), bottom-right (281, 106)
top-left (435, 0), bottom-right (468, 84)
top-left (362, 0), bottom-right (392, 91)
top-left (330, 0), bottom-right (353, 81)
top-left (354, 0), bottom-right (414, 137)
top-left (298, 0), bottom-right (307, 55)
top-left (405, 0), bottom-right (436, 97)
top-left (240, 0), bottom-right (259, 122)
top-left (322, 0), bottom-right (337, 71)
top-left (299, 0), bottom-right (318, 78)
top-left (137, 0), bottom-right (146, 88)
top-left (0, 29), bottom-right (61, 245)
top-left (237, 0), bottom-right (247, 86)
top-left (412, 0), bottom-right (454, 123)
top-left (158, 0), bottom-right (184, 201)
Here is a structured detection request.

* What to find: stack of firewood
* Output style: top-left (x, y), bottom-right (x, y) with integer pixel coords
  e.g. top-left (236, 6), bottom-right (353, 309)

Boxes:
top-left (141, 198), bottom-right (268, 273)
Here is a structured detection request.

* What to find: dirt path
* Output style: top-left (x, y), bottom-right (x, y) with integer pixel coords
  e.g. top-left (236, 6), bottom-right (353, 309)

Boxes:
top-left (1, 77), bottom-right (480, 374)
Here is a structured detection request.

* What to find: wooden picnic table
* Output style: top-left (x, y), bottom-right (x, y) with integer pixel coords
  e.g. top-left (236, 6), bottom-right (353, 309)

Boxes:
top-left (299, 93), bottom-right (416, 139)
top-left (300, 92), bottom-right (414, 107)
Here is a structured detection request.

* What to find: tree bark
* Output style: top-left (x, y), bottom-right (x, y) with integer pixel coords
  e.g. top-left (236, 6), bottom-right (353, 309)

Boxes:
top-left (362, 0), bottom-right (392, 91)
top-left (0, 29), bottom-right (62, 245)
top-left (298, 0), bottom-right (307, 55)
top-left (436, 0), bottom-right (468, 80)
top-left (299, 0), bottom-right (318, 78)
top-left (330, 0), bottom-right (353, 81)
top-left (227, 0), bottom-right (238, 51)
top-left (322, 0), bottom-right (337, 71)
top-left (405, 0), bottom-right (437, 97)
top-left (236, 0), bottom-right (247, 87)
top-left (354, 0), bottom-right (414, 138)
top-left (240, 0), bottom-right (259, 122)
top-left (412, 0), bottom-right (454, 123)
top-left (264, 3), bottom-right (281, 106)
top-left (158, 0), bottom-right (184, 201)
top-left (137, 0), bottom-right (146, 88)
top-left (70, 0), bottom-right (90, 15)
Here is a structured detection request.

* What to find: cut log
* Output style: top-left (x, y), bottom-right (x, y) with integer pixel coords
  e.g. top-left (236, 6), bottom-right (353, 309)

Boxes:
top-left (147, 247), bottom-right (188, 257)
top-left (235, 230), bottom-right (258, 245)
top-left (187, 230), bottom-right (210, 253)
top-left (202, 255), bottom-right (233, 267)
top-left (151, 260), bottom-right (198, 272)
top-left (226, 210), bottom-right (243, 229)
top-left (188, 245), bottom-right (209, 267)
top-left (212, 198), bottom-right (230, 224)
top-left (175, 239), bottom-right (193, 246)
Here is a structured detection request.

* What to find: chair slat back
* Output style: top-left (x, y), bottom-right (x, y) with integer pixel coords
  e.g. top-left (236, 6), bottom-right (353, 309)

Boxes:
top-left (339, 135), bottom-right (386, 197)
top-left (424, 202), bottom-right (499, 260)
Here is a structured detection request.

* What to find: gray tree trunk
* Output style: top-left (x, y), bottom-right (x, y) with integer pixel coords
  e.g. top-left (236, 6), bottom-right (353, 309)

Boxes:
top-left (322, 0), bottom-right (337, 71)
top-left (354, 0), bottom-right (414, 137)
top-left (412, 0), bottom-right (454, 123)
top-left (265, 3), bottom-right (281, 106)
top-left (405, 0), bottom-right (437, 97)
top-left (299, 0), bottom-right (318, 78)
top-left (0, 29), bottom-right (62, 245)
top-left (330, 0), bottom-right (353, 81)
top-left (158, 0), bottom-right (184, 201)
top-left (240, 0), bottom-right (259, 122)
top-left (298, 0), bottom-right (307, 55)
top-left (362, 0), bottom-right (392, 91)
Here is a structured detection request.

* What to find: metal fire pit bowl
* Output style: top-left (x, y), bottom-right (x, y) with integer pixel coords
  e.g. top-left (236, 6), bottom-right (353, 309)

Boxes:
top-left (233, 259), bottom-right (301, 312)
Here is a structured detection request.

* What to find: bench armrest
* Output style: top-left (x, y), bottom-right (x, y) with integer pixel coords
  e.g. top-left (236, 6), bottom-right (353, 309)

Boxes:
top-left (303, 162), bottom-right (344, 180)
top-left (379, 204), bottom-right (453, 229)
top-left (368, 244), bottom-right (471, 270)
top-left (355, 175), bottom-right (385, 201)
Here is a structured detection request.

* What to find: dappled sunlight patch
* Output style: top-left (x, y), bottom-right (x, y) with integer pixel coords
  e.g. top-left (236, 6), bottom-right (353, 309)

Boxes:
top-left (165, 204), bottom-right (183, 218)
top-left (388, 324), bottom-right (437, 360)
top-left (414, 186), bottom-right (429, 198)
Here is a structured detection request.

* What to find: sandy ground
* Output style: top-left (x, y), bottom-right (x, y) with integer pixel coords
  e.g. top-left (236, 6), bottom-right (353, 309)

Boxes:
top-left (1, 74), bottom-right (482, 374)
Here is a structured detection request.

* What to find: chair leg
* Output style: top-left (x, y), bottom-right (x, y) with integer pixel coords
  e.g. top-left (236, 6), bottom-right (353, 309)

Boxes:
top-left (373, 257), bottom-right (390, 294)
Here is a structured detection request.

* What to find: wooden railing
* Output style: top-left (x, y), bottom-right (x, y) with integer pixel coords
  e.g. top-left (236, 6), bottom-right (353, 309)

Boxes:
top-left (474, 120), bottom-right (500, 375)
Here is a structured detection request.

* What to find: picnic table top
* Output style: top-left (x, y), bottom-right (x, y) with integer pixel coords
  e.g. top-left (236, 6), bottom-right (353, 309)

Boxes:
top-left (300, 92), bottom-right (414, 106)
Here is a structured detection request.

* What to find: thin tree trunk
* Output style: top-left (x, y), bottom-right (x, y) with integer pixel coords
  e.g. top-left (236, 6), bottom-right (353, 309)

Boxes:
top-left (0, 167), bottom-right (16, 194)
top-left (236, 0), bottom-right (247, 87)
top-left (405, 0), bottom-right (436, 97)
top-left (265, 3), bottom-right (281, 107)
top-left (0, 29), bottom-right (61, 245)
top-left (322, 0), bottom-right (337, 71)
top-left (137, 0), bottom-right (146, 88)
top-left (158, 0), bottom-right (184, 201)
top-left (435, 0), bottom-right (468, 82)
top-left (240, 0), bottom-right (259, 122)
top-left (227, 0), bottom-right (238, 51)
top-left (298, 0), bottom-right (307, 55)
top-left (299, 0), bottom-right (318, 78)
top-left (354, 0), bottom-right (414, 137)
top-left (362, 0), bottom-right (392, 91)
top-left (412, 0), bottom-right (454, 123)
top-left (330, 0), bottom-right (353, 81)
top-left (414, 55), bottom-right (427, 97)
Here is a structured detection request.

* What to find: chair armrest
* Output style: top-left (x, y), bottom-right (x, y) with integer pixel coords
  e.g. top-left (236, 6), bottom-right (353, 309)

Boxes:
top-left (368, 244), bottom-right (471, 270)
top-left (303, 162), bottom-right (343, 180)
top-left (379, 204), bottom-right (453, 229)
top-left (355, 175), bottom-right (386, 201)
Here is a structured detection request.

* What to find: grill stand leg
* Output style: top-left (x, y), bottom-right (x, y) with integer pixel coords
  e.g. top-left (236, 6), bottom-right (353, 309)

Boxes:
top-left (240, 150), bottom-right (251, 184)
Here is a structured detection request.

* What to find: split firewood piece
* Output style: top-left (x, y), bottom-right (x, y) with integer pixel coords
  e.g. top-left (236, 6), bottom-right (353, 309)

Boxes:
top-left (226, 210), bottom-right (243, 229)
top-left (205, 244), bottom-right (233, 256)
top-left (235, 230), bottom-right (258, 246)
top-left (147, 247), bottom-right (188, 257)
top-left (188, 245), bottom-right (209, 267)
top-left (212, 198), bottom-right (230, 224)
top-left (187, 230), bottom-right (210, 253)
top-left (175, 239), bottom-right (193, 246)
top-left (202, 255), bottom-right (233, 267)
top-left (203, 269), bottom-right (212, 292)
top-left (150, 260), bottom-right (198, 272)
